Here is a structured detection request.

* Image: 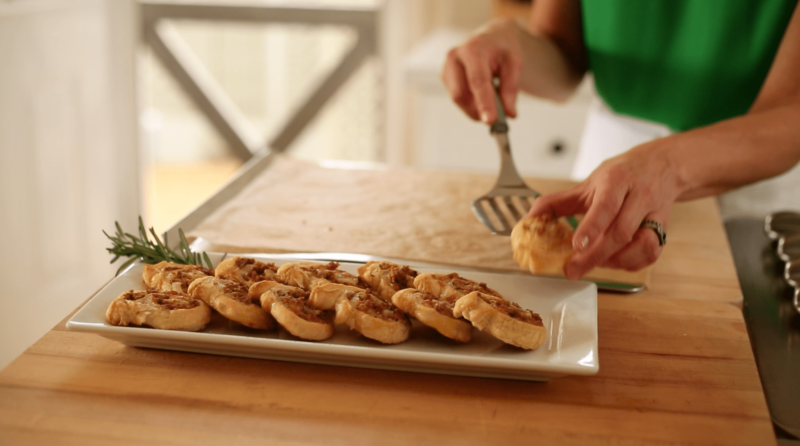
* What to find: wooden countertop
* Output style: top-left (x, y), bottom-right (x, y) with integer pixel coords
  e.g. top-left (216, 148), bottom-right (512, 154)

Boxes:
top-left (0, 159), bottom-right (774, 445)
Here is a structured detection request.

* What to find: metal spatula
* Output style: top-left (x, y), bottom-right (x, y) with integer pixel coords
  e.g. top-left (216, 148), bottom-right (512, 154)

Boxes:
top-left (471, 78), bottom-right (540, 236)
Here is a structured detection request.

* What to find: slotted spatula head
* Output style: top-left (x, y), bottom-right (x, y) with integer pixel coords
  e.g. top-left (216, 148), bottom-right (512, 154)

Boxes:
top-left (472, 188), bottom-right (539, 236)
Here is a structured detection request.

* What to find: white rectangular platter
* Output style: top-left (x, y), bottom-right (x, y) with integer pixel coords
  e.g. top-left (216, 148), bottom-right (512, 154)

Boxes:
top-left (67, 253), bottom-right (598, 382)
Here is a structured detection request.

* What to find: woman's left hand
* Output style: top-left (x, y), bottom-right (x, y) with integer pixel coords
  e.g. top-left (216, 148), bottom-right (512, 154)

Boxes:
top-left (528, 141), bottom-right (681, 279)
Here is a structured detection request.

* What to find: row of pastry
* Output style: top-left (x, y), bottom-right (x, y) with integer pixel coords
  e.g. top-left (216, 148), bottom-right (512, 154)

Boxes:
top-left (106, 257), bottom-right (547, 350)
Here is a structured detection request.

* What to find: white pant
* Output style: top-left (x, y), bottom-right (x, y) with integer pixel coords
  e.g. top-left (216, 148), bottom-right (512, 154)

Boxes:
top-left (570, 97), bottom-right (800, 218)
top-left (571, 98), bottom-right (672, 181)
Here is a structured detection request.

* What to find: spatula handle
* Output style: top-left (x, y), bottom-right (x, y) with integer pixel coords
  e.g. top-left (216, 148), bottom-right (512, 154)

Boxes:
top-left (490, 77), bottom-right (509, 134)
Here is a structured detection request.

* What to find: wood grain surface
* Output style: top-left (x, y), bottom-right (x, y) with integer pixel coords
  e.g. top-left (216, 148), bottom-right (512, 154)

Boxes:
top-left (0, 159), bottom-right (773, 445)
top-left (0, 294), bottom-right (773, 445)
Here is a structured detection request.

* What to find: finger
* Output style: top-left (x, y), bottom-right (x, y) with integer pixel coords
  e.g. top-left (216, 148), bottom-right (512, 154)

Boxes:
top-left (441, 50), bottom-right (481, 121)
top-left (565, 190), bottom-right (650, 279)
top-left (600, 227), bottom-right (663, 271)
top-left (528, 187), bottom-right (588, 219)
top-left (570, 182), bottom-right (628, 253)
top-left (457, 47), bottom-right (498, 124)
top-left (601, 211), bottom-right (668, 269)
top-left (497, 54), bottom-right (521, 118)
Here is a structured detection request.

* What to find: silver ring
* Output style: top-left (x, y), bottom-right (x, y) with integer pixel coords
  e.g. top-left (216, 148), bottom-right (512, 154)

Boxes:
top-left (640, 219), bottom-right (667, 246)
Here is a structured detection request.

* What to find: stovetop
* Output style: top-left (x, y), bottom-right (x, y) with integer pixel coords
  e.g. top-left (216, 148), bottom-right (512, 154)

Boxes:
top-left (725, 217), bottom-right (800, 441)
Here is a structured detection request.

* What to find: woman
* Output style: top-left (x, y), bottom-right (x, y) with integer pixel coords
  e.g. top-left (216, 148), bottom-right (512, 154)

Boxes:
top-left (441, 0), bottom-right (800, 279)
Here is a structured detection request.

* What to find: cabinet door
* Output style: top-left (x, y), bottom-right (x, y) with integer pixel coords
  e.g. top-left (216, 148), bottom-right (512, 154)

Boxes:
top-left (0, 0), bottom-right (139, 369)
top-left (413, 91), bottom-right (587, 179)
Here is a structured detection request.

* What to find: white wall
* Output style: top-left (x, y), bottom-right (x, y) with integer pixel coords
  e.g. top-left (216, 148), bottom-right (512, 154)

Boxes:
top-left (0, 0), bottom-right (140, 370)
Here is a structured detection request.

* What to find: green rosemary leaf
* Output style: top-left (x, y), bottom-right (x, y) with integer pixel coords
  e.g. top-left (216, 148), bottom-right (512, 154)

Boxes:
top-left (138, 217), bottom-right (148, 242)
top-left (149, 228), bottom-right (169, 256)
top-left (124, 232), bottom-right (141, 244)
top-left (105, 217), bottom-right (213, 276)
top-left (115, 256), bottom-right (139, 276)
top-left (178, 229), bottom-right (192, 261)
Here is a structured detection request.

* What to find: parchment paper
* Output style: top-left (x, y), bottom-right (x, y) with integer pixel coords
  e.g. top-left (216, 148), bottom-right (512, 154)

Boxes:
top-left (189, 156), bottom-right (649, 286)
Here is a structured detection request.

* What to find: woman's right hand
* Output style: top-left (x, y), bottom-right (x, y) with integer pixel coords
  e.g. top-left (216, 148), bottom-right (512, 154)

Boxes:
top-left (441, 18), bottom-right (524, 125)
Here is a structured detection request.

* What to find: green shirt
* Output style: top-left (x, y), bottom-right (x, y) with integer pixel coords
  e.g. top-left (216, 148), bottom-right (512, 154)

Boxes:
top-left (582, 0), bottom-right (796, 131)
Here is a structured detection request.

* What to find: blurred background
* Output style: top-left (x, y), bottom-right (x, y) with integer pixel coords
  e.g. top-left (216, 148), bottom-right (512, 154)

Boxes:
top-left (1, 0), bottom-right (799, 369)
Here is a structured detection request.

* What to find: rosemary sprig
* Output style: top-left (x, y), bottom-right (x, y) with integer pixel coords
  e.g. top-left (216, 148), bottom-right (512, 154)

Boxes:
top-left (104, 216), bottom-right (213, 276)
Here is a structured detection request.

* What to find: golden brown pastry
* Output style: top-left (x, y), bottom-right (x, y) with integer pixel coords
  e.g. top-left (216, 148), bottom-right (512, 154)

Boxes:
top-left (276, 261), bottom-right (361, 291)
top-left (510, 215), bottom-right (574, 275)
top-left (188, 276), bottom-right (274, 330)
top-left (105, 290), bottom-right (211, 331)
top-left (391, 288), bottom-right (472, 342)
top-left (215, 256), bottom-right (279, 287)
top-left (253, 281), bottom-right (334, 341)
top-left (453, 291), bottom-right (546, 350)
top-left (357, 261), bottom-right (418, 301)
top-left (334, 287), bottom-right (411, 344)
top-left (307, 283), bottom-right (365, 310)
top-left (413, 272), bottom-right (502, 302)
top-left (142, 261), bottom-right (214, 293)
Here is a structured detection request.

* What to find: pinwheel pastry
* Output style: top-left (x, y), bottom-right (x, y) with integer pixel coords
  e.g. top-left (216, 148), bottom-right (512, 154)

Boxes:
top-left (309, 284), bottom-right (410, 344)
top-left (276, 261), bottom-right (361, 291)
top-left (251, 281), bottom-right (334, 341)
top-left (215, 256), bottom-right (279, 287)
top-left (391, 288), bottom-right (472, 342)
top-left (307, 283), bottom-right (364, 310)
top-left (142, 261), bottom-right (214, 293)
top-left (188, 276), bottom-right (274, 330)
top-left (453, 291), bottom-right (546, 350)
top-left (357, 261), bottom-right (418, 301)
top-left (413, 272), bottom-right (502, 302)
top-left (106, 290), bottom-right (211, 331)
top-left (510, 215), bottom-right (574, 275)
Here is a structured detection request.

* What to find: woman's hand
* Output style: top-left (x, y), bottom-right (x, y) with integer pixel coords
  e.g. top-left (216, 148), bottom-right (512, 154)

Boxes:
top-left (441, 18), bottom-right (524, 125)
top-left (528, 142), bottom-right (682, 279)
top-left (441, 5), bottom-right (587, 125)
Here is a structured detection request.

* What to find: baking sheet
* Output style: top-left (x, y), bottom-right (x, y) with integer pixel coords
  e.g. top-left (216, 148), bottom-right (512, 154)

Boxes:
top-left (187, 156), bottom-right (649, 288)
top-left (67, 253), bottom-right (599, 381)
